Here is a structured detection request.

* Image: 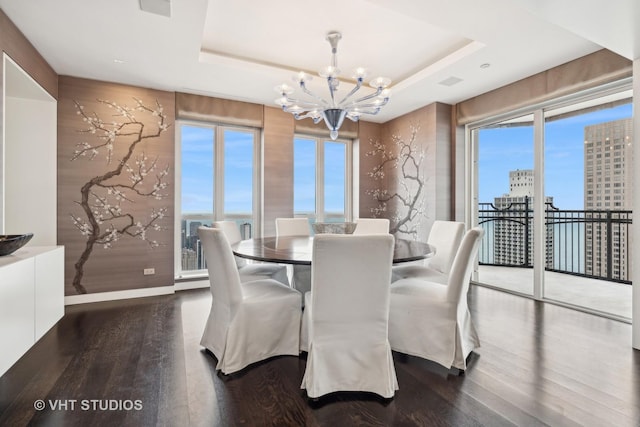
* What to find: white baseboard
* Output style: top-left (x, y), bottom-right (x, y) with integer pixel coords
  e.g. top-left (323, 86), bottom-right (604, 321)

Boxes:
top-left (64, 286), bottom-right (175, 305)
top-left (174, 279), bottom-right (209, 291)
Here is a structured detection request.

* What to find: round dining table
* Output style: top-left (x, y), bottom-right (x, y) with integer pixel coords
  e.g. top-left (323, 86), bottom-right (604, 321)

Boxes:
top-left (231, 235), bottom-right (432, 266)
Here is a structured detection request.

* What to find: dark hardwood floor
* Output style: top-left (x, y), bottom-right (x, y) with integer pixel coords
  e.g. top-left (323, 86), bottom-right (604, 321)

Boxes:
top-left (1, 285), bottom-right (639, 426)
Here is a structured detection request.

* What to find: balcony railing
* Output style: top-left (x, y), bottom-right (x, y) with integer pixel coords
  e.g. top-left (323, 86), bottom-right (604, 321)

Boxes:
top-left (478, 197), bottom-right (632, 284)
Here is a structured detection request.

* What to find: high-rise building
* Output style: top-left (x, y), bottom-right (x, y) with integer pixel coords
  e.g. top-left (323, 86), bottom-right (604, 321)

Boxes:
top-left (189, 221), bottom-right (202, 240)
top-left (493, 170), bottom-right (553, 266)
top-left (181, 248), bottom-right (198, 271)
top-left (584, 118), bottom-right (633, 281)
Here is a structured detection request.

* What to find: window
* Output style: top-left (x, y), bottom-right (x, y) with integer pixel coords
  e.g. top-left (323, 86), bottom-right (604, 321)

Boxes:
top-left (176, 122), bottom-right (260, 277)
top-left (294, 135), bottom-right (351, 223)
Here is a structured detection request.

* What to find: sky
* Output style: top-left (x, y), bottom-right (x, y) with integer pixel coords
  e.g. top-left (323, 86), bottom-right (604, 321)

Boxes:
top-left (181, 101), bottom-right (632, 216)
top-left (478, 102), bottom-right (632, 210)
top-left (181, 127), bottom-right (346, 216)
top-left (181, 126), bottom-right (214, 215)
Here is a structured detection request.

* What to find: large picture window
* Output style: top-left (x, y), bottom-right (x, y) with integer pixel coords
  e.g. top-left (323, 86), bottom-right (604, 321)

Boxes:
top-left (176, 122), bottom-right (259, 277)
top-left (294, 135), bottom-right (351, 223)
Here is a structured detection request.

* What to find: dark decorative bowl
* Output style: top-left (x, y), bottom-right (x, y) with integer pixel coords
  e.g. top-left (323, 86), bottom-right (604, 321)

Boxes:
top-left (0, 233), bottom-right (34, 256)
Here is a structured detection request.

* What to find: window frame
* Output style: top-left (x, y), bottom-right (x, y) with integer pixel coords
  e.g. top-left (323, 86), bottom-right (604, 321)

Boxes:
top-left (293, 133), bottom-right (353, 223)
top-left (175, 120), bottom-right (261, 279)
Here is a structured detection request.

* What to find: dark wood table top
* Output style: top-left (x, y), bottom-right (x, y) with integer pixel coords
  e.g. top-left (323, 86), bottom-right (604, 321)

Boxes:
top-left (231, 236), bottom-right (432, 266)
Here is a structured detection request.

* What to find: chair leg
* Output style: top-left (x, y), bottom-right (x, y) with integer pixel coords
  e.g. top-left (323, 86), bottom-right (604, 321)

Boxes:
top-left (447, 364), bottom-right (465, 376)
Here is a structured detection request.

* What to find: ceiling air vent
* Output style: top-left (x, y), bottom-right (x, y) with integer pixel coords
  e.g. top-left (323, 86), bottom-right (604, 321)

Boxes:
top-left (139, 0), bottom-right (171, 17)
top-left (438, 76), bottom-right (463, 87)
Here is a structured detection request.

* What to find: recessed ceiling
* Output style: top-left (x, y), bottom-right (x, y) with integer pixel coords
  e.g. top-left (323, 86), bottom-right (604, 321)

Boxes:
top-left (200, 0), bottom-right (475, 85)
top-left (0, 0), bottom-right (636, 123)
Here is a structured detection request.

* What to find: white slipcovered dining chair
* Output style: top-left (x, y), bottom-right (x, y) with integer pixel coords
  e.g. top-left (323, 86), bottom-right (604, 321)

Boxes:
top-left (353, 218), bottom-right (390, 235)
top-left (391, 220), bottom-right (465, 284)
top-left (212, 221), bottom-right (289, 286)
top-left (275, 217), bottom-right (310, 236)
top-left (197, 227), bottom-right (301, 374)
top-left (275, 217), bottom-right (311, 294)
top-left (300, 234), bottom-right (398, 399)
top-left (388, 227), bottom-right (484, 371)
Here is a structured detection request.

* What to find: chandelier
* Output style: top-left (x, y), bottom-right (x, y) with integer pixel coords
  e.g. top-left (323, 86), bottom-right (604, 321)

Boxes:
top-left (274, 31), bottom-right (391, 140)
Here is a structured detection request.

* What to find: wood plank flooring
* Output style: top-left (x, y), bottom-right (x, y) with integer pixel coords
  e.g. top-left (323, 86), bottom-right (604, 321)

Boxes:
top-left (1, 285), bottom-right (639, 426)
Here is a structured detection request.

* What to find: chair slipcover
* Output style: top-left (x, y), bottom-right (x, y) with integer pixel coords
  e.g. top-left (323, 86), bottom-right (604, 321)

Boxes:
top-left (301, 234), bottom-right (398, 398)
top-left (275, 218), bottom-right (311, 294)
top-left (198, 227), bottom-right (301, 374)
top-left (389, 227), bottom-right (484, 371)
top-left (212, 221), bottom-right (289, 286)
top-left (353, 218), bottom-right (390, 235)
top-left (275, 217), bottom-right (311, 236)
top-left (391, 220), bottom-right (465, 283)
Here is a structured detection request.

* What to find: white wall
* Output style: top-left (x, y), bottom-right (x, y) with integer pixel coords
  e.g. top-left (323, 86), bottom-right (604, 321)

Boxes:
top-left (633, 58), bottom-right (639, 350)
top-left (3, 57), bottom-right (57, 245)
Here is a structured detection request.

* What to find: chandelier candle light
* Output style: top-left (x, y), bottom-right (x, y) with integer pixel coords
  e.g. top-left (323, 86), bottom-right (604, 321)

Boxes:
top-left (274, 31), bottom-right (391, 140)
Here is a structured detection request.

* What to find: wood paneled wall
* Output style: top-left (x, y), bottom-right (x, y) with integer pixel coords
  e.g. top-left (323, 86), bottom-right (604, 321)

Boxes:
top-left (262, 107), bottom-right (295, 237)
top-left (58, 77), bottom-right (175, 295)
top-left (357, 121), bottom-right (385, 218)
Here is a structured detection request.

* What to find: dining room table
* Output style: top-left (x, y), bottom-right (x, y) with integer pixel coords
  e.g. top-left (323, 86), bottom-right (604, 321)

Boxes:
top-left (231, 235), bottom-right (433, 266)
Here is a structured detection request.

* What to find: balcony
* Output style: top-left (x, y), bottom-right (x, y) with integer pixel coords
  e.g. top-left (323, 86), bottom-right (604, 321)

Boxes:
top-left (477, 199), bottom-right (632, 320)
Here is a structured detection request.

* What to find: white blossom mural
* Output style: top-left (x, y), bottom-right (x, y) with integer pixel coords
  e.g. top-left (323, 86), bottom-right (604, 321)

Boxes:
top-left (366, 123), bottom-right (426, 239)
top-left (69, 98), bottom-right (170, 294)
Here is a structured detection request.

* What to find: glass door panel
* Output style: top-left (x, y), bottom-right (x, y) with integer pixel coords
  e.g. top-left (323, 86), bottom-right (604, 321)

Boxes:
top-left (476, 114), bottom-right (535, 296)
top-left (543, 94), bottom-right (632, 318)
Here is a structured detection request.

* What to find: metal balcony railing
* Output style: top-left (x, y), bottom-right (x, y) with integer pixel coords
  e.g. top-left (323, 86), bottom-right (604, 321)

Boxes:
top-left (478, 197), bottom-right (632, 284)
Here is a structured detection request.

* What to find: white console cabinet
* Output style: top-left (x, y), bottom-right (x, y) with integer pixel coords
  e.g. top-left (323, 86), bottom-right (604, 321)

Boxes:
top-left (0, 246), bottom-right (64, 376)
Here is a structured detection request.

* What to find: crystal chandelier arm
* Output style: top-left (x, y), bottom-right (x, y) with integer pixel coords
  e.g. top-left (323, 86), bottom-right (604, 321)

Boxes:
top-left (343, 86), bottom-right (385, 108)
top-left (336, 78), bottom-right (364, 106)
top-left (297, 111), bottom-right (324, 123)
top-left (299, 81), bottom-right (331, 108)
top-left (282, 97), bottom-right (326, 111)
top-left (347, 96), bottom-right (390, 111)
top-left (348, 107), bottom-right (382, 115)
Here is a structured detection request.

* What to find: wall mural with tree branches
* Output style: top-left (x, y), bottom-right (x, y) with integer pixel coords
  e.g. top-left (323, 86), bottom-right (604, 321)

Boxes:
top-left (359, 103), bottom-right (453, 243)
top-left (58, 77), bottom-right (174, 295)
top-left (366, 122), bottom-right (427, 240)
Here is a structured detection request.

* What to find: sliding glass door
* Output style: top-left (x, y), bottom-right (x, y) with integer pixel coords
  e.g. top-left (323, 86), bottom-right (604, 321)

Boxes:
top-left (543, 93), bottom-right (632, 318)
top-left (470, 82), bottom-right (633, 320)
top-left (474, 114), bottom-right (535, 296)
